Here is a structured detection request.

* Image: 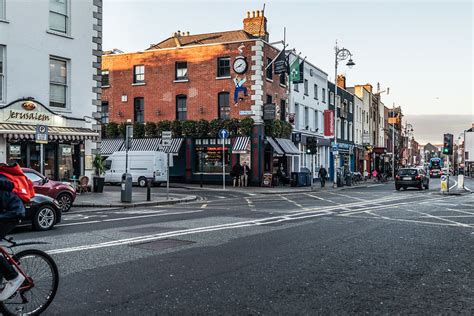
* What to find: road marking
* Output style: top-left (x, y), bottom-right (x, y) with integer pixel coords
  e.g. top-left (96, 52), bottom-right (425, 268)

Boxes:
top-left (449, 180), bottom-right (458, 191)
top-left (324, 191), bottom-right (366, 202)
top-left (200, 204), bottom-right (208, 209)
top-left (280, 196), bottom-right (304, 208)
top-left (303, 193), bottom-right (339, 204)
top-left (405, 209), bottom-right (471, 228)
top-left (244, 198), bottom-right (256, 212)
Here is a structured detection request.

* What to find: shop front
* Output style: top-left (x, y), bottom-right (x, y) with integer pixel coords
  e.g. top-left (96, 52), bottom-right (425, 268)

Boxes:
top-left (0, 99), bottom-right (99, 181)
top-left (329, 141), bottom-right (354, 181)
top-left (192, 138), bottom-right (232, 183)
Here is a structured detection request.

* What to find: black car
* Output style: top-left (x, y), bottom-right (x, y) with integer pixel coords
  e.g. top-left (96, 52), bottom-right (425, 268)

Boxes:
top-left (395, 168), bottom-right (429, 191)
top-left (21, 194), bottom-right (62, 231)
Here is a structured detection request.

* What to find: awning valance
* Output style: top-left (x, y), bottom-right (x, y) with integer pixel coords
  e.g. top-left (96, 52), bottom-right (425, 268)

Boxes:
top-left (163, 138), bottom-right (184, 154)
top-left (0, 123), bottom-right (99, 141)
top-left (232, 136), bottom-right (250, 154)
top-left (119, 138), bottom-right (162, 152)
top-left (275, 138), bottom-right (300, 156)
top-left (266, 137), bottom-right (284, 156)
top-left (101, 139), bottom-right (124, 155)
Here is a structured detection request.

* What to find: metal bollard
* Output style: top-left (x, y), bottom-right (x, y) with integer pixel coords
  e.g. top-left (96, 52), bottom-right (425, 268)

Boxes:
top-left (147, 179), bottom-right (151, 201)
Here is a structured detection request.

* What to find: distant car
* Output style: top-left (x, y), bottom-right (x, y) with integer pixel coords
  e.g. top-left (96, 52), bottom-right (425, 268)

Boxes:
top-left (21, 194), bottom-right (62, 231)
top-left (429, 169), bottom-right (442, 178)
top-left (395, 168), bottom-right (429, 191)
top-left (22, 168), bottom-right (76, 212)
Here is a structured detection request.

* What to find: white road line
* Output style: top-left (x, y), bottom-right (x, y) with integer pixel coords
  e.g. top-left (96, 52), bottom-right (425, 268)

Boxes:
top-left (280, 196), bottom-right (304, 208)
top-left (244, 198), bottom-right (256, 212)
top-left (449, 180), bottom-right (458, 190)
top-left (356, 215), bottom-right (473, 228)
top-left (324, 191), bottom-right (366, 202)
top-left (303, 193), bottom-right (339, 204)
top-left (200, 204), bottom-right (208, 209)
top-left (405, 209), bottom-right (471, 228)
top-left (420, 215), bottom-right (474, 218)
top-left (445, 208), bottom-right (474, 215)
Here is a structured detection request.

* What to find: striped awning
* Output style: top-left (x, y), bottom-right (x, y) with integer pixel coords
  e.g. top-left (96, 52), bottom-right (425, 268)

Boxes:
top-left (101, 139), bottom-right (124, 155)
top-left (232, 136), bottom-right (250, 154)
top-left (276, 138), bottom-right (301, 156)
top-left (0, 123), bottom-right (99, 141)
top-left (162, 138), bottom-right (184, 154)
top-left (266, 137), bottom-right (284, 156)
top-left (119, 138), bottom-right (162, 151)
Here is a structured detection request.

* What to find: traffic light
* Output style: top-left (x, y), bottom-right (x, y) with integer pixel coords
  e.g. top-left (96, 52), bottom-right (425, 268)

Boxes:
top-left (306, 137), bottom-right (317, 155)
top-left (443, 133), bottom-right (453, 155)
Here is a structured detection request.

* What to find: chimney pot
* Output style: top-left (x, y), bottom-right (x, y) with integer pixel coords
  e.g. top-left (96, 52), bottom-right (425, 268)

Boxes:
top-left (246, 11), bottom-right (250, 18)
top-left (252, 11), bottom-right (256, 17)
top-left (186, 31), bottom-right (190, 36)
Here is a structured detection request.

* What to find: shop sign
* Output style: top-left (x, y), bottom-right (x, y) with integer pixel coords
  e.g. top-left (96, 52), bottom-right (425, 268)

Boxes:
top-left (262, 173), bottom-right (273, 187)
top-left (62, 147), bottom-right (72, 155)
top-left (1, 100), bottom-right (59, 125)
top-left (292, 133), bottom-right (302, 143)
top-left (362, 132), bottom-right (370, 144)
top-left (239, 110), bottom-right (254, 116)
top-left (9, 144), bottom-right (21, 159)
top-left (263, 104), bottom-right (276, 120)
top-left (288, 113), bottom-right (295, 125)
top-left (324, 110), bottom-right (334, 137)
top-left (35, 125), bottom-right (48, 144)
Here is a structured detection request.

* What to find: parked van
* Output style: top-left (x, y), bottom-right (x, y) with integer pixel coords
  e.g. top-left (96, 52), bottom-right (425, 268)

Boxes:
top-left (104, 151), bottom-right (167, 187)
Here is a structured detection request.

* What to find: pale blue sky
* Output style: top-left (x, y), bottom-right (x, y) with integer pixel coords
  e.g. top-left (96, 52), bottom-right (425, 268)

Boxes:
top-left (103, 0), bottom-right (473, 116)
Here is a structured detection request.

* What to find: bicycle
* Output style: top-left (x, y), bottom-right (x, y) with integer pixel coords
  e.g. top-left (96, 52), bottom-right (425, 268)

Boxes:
top-left (0, 237), bottom-right (59, 315)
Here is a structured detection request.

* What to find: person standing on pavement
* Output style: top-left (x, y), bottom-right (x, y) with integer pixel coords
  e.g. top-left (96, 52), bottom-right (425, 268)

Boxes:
top-left (241, 162), bottom-right (251, 187)
top-left (318, 165), bottom-right (328, 188)
top-left (232, 162), bottom-right (243, 187)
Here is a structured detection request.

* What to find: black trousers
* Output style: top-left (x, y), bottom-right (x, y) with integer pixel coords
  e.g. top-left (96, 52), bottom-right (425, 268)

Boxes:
top-left (0, 221), bottom-right (18, 280)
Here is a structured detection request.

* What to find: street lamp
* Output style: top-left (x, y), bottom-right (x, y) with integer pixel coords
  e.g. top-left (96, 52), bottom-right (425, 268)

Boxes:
top-left (333, 42), bottom-right (355, 188)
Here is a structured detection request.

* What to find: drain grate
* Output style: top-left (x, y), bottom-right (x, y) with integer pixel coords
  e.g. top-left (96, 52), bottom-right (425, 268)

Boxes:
top-left (130, 238), bottom-right (195, 251)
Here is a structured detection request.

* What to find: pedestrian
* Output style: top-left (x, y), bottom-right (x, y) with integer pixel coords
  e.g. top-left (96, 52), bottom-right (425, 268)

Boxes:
top-left (0, 163), bottom-right (34, 301)
top-left (232, 162), bottom-right (242, 187)
top-left (372, 169), bottom-right (378, 180)
top-left (241, 162), bottom-right (251, 187)
top-left (318, 165), bottom-right (327, 188)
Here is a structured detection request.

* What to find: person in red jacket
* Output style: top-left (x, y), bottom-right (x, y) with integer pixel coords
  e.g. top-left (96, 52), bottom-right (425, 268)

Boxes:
top-left (0, 163), bottom-right (32, 301)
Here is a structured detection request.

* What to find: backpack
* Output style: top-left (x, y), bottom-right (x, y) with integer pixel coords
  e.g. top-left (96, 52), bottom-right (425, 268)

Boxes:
top-left (0, 163), bottom-right (35, 202)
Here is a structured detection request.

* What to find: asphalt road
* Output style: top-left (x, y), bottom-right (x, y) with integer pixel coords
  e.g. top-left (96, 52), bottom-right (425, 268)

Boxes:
top-left (4, 177), bottom-right (473, 315)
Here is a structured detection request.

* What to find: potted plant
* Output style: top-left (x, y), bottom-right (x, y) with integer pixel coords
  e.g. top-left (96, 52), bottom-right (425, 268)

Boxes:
top-left (93, 154), bottom-right (105, 193)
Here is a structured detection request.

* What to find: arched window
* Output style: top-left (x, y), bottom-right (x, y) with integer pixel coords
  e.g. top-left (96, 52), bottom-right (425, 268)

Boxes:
top-left (218, 92), bottom-right (230, 119)
top-left (176, 95), bottom-right (187, 121)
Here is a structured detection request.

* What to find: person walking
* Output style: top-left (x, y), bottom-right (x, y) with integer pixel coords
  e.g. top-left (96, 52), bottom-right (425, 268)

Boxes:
top-left (241, 162), bottom-right (251, 187)
top-left (318, 165), bottom-right (328, 188)
top-left (232, 162), bottom-right (243, 187)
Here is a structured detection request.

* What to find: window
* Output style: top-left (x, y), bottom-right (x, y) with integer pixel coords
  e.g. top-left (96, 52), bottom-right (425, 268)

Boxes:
top-left (176, 95), bottom-right (187, 121)
top-left (280, 99), bottom-right (286, 121)
top-left (217, 57), bottom-right (230, 77)
top-left (336, 95), bottom-right (341, 108)
top-left (294, 103), bottom-right (299, 128)
top-left (266, 94), bottom-right (272, 105)
top-left (101, 102), bottom-right (109, 124)
top-left (49, 0), bottom-right (68, 34)
top-left (25, 172), bottom-right (43, 183)
top-left (175, 61), bottom-right (188, 80)
top-left (101, 70), bottom-right (109, 87)
top-left (0, 46), bottom-right (4, 103)
top-left (0, 0), bottom-right (5, 20)
top-left (266, 58), bottom-right (273, 80)
top-left (314, 84), bottom-right (318, 99)
top-left (349, 101), bottom-right (353, 113)
top-left (349, 122), bottom-right (353, 141)
top-left (294, 83), bottom-right (299, 92)
top-left (304, 107), bottom-right (309, 129)
top-left (133, 97), bottom-right (144, 123)
top-left (133, 65), bottom-right (145, 84)
top-left (314, 110), bottom-right (319, 131)
top-left (344, 121), bottom-right (348, 140)
top-left (330, 91), bottom-right (334, 105)
top-left (218, 92), bottom-right (230, 120)
top-left (304, 79), bottom-right (308, 95)
top-left (322, 88), bottom-right (326, 103)
top-left (337, 118), bottom-right (341, 138)
top-left (279, 73), bottom-right (286, 86)
top-left (49, 57), bottom-right (68, 108)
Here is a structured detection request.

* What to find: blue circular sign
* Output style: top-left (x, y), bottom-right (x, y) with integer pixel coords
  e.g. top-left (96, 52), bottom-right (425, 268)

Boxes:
top-left (218, 129), bottom-right (229, 139)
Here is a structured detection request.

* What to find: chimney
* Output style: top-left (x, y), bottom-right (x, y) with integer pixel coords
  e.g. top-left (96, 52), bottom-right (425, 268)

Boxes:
top-left (337, 75), bottom-right (346, 89)
top-left (243, 9), bottom-right (269, 41)
top-left (173, 32), bottom-right (181, 47)
top-left (363, 83), bottom-right (373, 93)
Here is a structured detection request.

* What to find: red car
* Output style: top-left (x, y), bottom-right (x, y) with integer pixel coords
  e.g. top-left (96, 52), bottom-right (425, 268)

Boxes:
top-left (22, 168), bottom-right (76, 212)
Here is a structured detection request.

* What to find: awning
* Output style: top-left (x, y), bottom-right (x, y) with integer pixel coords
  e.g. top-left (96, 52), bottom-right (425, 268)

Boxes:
top-left (266, 137), bottom-right (284, 156)
top-left (276, 138), bottom-right (301, 156)
top-left (163, 138), bottom-right (184, 154)
top-left (0, 123), bottom-right (99, 141)
top-left (101, 139), bottom-right (124, 155)
top-left (232, 136), bottom-right (250, 154)
top-left (119, 138), bottom-right (162, 151)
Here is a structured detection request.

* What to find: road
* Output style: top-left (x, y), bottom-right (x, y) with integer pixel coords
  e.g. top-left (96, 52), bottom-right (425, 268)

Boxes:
top-left (5, 177), bottom-right (474, 315)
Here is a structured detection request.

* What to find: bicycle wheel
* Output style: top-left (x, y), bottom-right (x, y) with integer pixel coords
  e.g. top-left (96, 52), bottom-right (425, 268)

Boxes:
top-left (0, 249), bottom-right (59, 316)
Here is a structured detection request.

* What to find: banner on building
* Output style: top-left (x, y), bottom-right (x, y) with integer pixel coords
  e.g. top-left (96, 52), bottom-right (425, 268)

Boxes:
top-left (324, 110), bottom-right (334, 137)
top-left (273, 50), bottom-right (287, 75)
top-left (289, 58), bottom-right (301, 83)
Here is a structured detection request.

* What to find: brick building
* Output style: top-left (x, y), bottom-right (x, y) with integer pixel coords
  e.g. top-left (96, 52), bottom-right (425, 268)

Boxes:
top-left (102, 10), bottom-right (291, 184)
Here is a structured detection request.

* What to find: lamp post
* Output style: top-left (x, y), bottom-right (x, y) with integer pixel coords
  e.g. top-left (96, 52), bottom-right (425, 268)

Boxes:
top-left (333, 42), bottom-right (355, 188)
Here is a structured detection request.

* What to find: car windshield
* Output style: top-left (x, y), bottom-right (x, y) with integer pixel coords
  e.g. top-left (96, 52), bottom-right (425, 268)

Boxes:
top-left (398, 169), bottom-right (417, 176)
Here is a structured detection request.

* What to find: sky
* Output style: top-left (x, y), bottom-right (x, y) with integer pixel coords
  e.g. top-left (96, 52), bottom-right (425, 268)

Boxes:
top-left (102, 0), bottom-right (473, 142)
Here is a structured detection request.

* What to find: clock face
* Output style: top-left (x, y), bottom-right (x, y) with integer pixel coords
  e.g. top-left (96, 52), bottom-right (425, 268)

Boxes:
top-left (233, 57), bottom-right (248, 74)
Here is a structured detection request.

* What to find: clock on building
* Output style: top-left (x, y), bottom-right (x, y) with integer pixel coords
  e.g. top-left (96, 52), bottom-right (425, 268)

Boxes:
top-left (233, 57), bottom-right (248, 74)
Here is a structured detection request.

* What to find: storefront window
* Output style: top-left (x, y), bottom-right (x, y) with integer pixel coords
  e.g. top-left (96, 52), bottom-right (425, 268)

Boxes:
top-left (7, 143), bottom-right (26, 166)
top-left (195, 146), bottom-right (231, 174)
top-left (59, 144), bottom-right (73, 181)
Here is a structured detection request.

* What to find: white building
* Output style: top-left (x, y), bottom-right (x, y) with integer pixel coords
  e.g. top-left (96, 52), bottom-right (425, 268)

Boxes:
top-left (0, 0), bottom-right (102, 181)
top-left (288, 53), bottom-right (331, 178)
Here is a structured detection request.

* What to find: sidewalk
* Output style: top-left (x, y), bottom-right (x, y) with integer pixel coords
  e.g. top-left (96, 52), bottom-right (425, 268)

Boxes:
top-left (74, 186), bottom-right (198, 208)
top-left (171, 181), bottom-right (383, 195)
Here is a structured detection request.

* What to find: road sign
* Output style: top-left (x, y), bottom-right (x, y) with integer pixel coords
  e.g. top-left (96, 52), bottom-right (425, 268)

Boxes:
top-left (162, 131), bottom-right (172, 147)
top-left (35, 124), bottom-right (48, 144)
top-left (332, 143), bottom-right (339, 152)
top-left (239, 110), bottom-right (254, 115)
top-left (440, 175), bottom-right (448, 193)
top-left (162, 131), bottom-right (172, 139)
top-left (218, 129), bottom-right (229, 139)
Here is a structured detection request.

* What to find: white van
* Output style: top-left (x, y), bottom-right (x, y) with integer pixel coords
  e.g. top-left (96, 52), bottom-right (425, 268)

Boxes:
top-left (104, 151), bottom-right (167, 187)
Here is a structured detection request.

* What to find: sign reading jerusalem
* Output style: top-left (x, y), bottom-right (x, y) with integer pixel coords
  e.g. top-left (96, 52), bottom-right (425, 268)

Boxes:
top-left (2, 100), bottom-right (55, 125)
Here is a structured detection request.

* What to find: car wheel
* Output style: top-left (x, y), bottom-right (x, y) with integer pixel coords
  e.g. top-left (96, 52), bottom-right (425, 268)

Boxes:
top-left (33, 205), bottom-right (57, 231)
top-left (57, 193), bottom-right (73, 212)
top-left (138, 177), bottom-right (147, 187)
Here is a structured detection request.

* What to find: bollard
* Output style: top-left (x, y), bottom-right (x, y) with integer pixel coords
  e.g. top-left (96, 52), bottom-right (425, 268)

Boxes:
top-left (147, 178), bottom-right (151, 201)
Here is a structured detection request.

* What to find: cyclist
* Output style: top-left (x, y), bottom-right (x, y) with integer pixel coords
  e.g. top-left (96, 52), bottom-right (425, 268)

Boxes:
top-left (0, 163), bottom-right (32, 301)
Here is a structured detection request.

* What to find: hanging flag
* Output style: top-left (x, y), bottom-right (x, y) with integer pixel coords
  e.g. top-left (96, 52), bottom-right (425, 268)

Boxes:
top-left (297, 59), bottom-right (304, 84)
top-left (289, 58), bottom-right (300, 83)
top-left (273, 50), bottom-right (287, 75)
